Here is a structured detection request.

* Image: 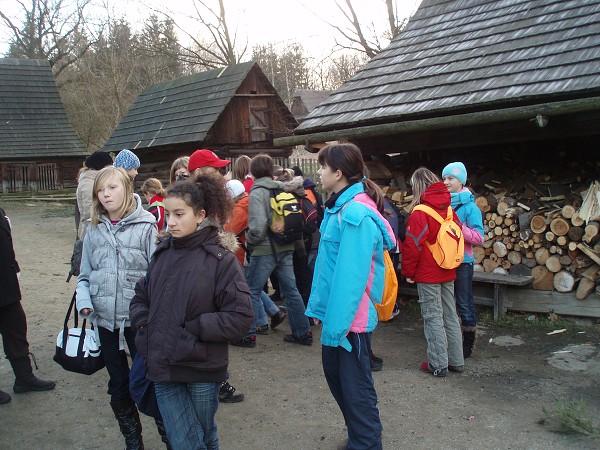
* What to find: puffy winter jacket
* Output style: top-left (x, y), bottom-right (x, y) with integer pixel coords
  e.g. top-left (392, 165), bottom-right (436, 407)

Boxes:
top-left (450, 188), bottom-right (484, 263)
top-left (223, 193), bottom-right (249, 265)
top-left (306, 182), bottom-right (396, 351)
top-left (76, 194), bottom-right (157, 331)
top-left (76, 169), bottom-right (98, 239)
top-left (129, 224), bottom-right (253, 384)
top-left (403, 182), bottom-right (460, 284)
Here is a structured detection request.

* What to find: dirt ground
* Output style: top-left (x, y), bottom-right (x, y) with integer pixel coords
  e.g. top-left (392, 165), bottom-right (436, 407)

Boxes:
top-left (1, 202), bottom-right (599, 450)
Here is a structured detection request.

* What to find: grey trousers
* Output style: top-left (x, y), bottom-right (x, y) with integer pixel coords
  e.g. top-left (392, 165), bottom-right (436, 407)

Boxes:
top-left (417, 281), bottom-right (464, 370)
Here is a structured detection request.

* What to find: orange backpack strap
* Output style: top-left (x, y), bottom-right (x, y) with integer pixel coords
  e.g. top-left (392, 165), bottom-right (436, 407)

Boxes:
top-left (413, 204), bottom-right (453, 223)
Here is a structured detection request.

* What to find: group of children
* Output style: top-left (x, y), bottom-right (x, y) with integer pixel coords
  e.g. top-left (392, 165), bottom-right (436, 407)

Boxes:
top-left (71, 144), bottom-right (483, 449)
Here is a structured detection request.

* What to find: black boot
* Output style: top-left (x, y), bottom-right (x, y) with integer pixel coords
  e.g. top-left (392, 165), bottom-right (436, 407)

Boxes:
top-left (110, 398), bottom-right (144, 450)
top-left (0, 389), bottom-right (11, 404)
top-left (10, 355), bottom-right (56, 393)
top-left (463, 329), bottom-right (476, 359)
top-left (154, 416), bottom-right (173, 450)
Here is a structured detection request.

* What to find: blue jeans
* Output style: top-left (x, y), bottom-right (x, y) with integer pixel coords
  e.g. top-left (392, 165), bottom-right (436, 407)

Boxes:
top-left (322, 333), bottom-right (382, 450)
top-left (417, 281), bottom-right (464, 370)
top-left (245, 267), bottom-right (280, 328)
top-left (246, 251), bottom-right (310, 337)
top-left (155, 381), bottom-right (220, 450)
top-left (455, 263), bottom-right (477, 328)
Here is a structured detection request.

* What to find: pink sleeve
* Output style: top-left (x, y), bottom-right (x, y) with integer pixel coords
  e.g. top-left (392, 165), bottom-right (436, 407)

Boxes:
top-left (462, 224), bottom-right (484, 245)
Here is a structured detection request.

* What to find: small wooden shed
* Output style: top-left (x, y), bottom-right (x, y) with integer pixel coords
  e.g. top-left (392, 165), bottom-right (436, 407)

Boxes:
top-left (290, 89), bottom-right (333, 123)
top-left (0, 58), bottom-right (87, 193)
top-left (103, 61), bottom-right (298, 181)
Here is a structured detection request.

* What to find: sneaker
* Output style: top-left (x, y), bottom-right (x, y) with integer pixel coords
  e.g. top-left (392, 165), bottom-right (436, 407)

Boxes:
top-left (230, 335), bottom-right (256, 348)
top-left (0, 389), bottom-right (11, 405)
top-left (420, 361), bottom-right (447, 377)
top-left (256, 324), bottom-right (269, 335)
top-left (370, 359), bottom-right (383, 372)
top-left (371, 353), bottom-right (383, 364)
top-left (283, 331), bottom-right (313, 346)
top-left (448, 365), bottom-right (464, 373)
top-left (219, 382), bottom-right (245, 403)
top-left (391, 302), bottom-right (401, 319)
top-left (270, 308), bottom-right (287, 330)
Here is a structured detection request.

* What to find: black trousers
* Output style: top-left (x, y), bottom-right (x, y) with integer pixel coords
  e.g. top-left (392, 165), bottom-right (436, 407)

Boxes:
top-left (322, 333), bottom-right (383, 450)
top-left (0, 301), bottom-right (29, 361)
top-left (98, 326), bottom-right (137, 403)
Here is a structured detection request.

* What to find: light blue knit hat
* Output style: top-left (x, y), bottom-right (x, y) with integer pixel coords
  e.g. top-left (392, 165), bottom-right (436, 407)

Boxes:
top-left (114, 149), bottom-right (140, 170)
top-left (442, 162), bottom-right (467, 185)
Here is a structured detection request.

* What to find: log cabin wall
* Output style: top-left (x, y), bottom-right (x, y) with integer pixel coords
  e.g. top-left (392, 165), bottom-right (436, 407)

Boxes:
top-left (0, 157), bottom-right (84, 193)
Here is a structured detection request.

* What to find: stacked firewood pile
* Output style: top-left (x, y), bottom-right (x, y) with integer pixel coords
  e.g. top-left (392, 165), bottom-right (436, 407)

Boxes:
top-left (472, 181), bottom-right (600, 299)
top-left (375, 154), bottom-right (600, 300)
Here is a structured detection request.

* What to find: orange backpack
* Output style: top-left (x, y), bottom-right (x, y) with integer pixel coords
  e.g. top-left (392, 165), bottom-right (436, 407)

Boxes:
top-left (413, 205), bottom-right (464, 269)
top-left (373, 250), bottom-right (398, 321)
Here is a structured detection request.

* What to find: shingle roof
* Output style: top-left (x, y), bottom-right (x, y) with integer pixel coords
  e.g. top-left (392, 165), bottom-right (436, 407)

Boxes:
top-left (296, 0), bottom-right (600, 133)
top-left (103, 61), bottom-right (257, 152)
top-left (0, 58), bottom-right (87, 159)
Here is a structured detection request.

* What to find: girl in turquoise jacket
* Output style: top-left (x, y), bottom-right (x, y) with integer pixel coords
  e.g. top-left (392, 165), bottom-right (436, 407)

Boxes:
top-left (442, 162), bottom-right (484, 358)
top-left (306, 143), bottom-right (395, 450)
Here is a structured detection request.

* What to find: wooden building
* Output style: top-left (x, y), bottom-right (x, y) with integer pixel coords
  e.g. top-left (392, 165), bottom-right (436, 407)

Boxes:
top-left (0, 59), bottom-right (87, 193)
top-left (275, 0), bottom-right (600, 317)
top-left (103, 61), bottom-right (298, 182)
top-left (290, 89), bottom-right (333, 123)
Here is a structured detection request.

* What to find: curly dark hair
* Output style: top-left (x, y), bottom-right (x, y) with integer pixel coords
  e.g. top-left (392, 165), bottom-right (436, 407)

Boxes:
top-left (166, 174), bottom-right (232, 225)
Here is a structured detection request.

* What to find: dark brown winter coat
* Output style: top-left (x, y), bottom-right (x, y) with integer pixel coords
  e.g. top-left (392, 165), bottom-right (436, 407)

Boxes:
top-left (0, 208), bottom-right (21, 308)
top-left (130, 224), bottom-right (253, 384)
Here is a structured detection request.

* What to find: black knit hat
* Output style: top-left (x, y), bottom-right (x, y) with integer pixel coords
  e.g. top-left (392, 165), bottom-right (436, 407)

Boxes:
top-left (291, 165), bottom-right (303, 177)
top-left (85, 151), bottom-right (113, 170)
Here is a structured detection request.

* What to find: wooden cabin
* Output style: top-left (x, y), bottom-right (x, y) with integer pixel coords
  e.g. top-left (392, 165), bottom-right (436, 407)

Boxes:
top-left (275, 0), bottom-right (600, 317)
top-left (290, 89), bottom-right (333, 123)
top-left (102, 61), bottom-right (298, 183)
top-left (0, 59), bottom-right (87, 193)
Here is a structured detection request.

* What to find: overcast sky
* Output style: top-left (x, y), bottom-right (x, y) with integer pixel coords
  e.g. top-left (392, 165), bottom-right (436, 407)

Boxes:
top-left (0, 0), bottom-right (422, 59)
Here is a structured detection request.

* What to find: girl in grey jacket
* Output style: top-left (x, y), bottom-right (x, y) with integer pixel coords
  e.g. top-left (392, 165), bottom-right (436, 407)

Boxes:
top-left (76, 166), bottom-right (158, 449)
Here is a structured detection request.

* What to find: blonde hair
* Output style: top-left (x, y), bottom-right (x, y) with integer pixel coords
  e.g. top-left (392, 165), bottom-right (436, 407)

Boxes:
top-left (233, 155), bottom-right (251, 181)
top-left (169, 156), bottom-right (190, 184)
top-left (409, 167), bottom-right (441, 212)
top-left (91, 167), bottom-right (136, 225)
top-left (141, 178), bottom-right (166, 197)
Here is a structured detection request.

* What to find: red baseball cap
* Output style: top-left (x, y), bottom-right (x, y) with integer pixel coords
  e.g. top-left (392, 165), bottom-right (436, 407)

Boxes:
top-left (188, 149), bottom-right (230, 171)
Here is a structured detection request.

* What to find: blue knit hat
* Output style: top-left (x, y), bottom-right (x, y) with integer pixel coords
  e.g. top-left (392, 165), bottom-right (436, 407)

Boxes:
top-left (442, 162), bottom-right (467, 185)
top-left (114, 149), bottom-right (140, 170)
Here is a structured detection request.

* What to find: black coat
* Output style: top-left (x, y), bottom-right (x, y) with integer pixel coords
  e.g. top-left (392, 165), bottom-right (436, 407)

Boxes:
top-left (0, 208), bottom-right (21, 308)
top-left (130, 226), bottom-right (253, 384)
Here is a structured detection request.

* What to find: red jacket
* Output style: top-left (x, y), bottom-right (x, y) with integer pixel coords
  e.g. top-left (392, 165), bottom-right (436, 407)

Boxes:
top-left (223, 194), bottom-right (248, 265)
top-left (402, 182), bottom-right (460, 284)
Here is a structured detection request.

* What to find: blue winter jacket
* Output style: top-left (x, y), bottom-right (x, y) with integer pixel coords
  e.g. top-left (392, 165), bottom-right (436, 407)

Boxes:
top-left (306, 182), bottom-right (396, 352)
top-left (450, 189), bottom-right (484, 263)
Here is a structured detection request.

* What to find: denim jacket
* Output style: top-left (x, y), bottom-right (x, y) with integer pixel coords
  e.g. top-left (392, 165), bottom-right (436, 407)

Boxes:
top-left (306, 182), bottom-right (396, 351)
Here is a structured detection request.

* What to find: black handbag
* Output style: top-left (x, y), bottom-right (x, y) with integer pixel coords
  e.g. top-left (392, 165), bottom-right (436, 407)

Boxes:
top-left (54, 292), bottom-right (105, 375)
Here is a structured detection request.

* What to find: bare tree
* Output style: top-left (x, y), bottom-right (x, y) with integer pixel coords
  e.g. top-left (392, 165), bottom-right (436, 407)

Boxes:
top-left (0, 0), bottom-right (96, 77)
top-left (148, 0), bottom-right (247, 69)
top-left (306, 0), bottom-right (414, 58)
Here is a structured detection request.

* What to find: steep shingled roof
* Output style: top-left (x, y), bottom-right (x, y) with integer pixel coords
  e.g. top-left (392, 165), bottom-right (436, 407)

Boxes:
top-left (103, 61), bottom-right (257, 152)
top-left (0, 58), bottom-right (87, 159)
top-left (291, 89), bottom-right (334, 122)
top-left (296, 0), bottom-right (600, 133)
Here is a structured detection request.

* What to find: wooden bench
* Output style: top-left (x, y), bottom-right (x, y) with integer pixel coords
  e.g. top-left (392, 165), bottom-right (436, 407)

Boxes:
top-left (472, 272), bottom-right (533, 320)
top-left (398, 272), bottom-right (533, 320)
